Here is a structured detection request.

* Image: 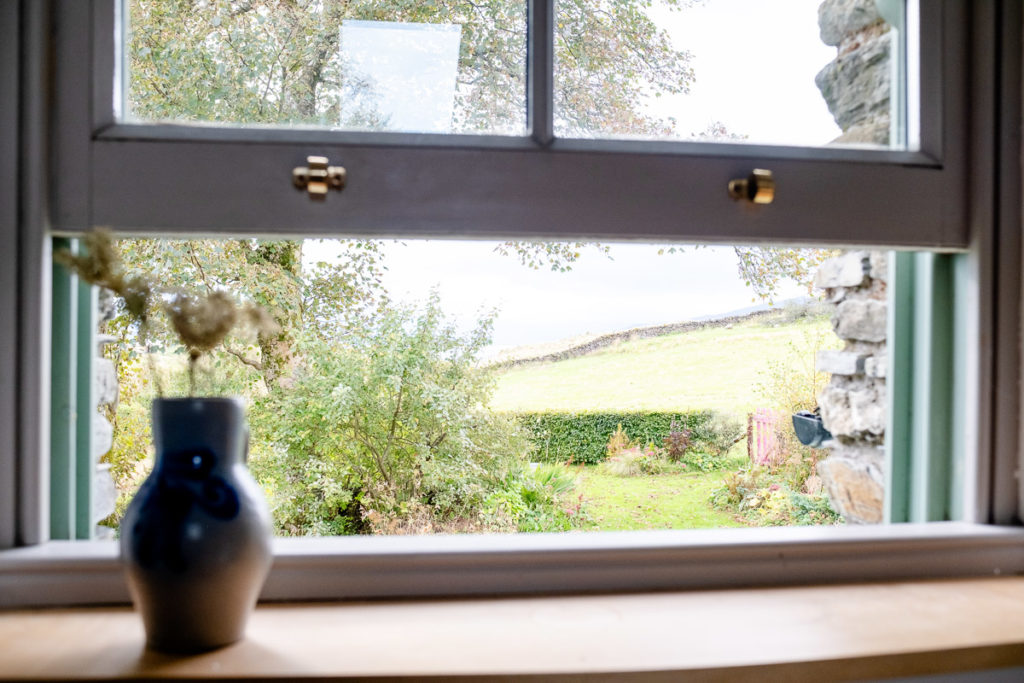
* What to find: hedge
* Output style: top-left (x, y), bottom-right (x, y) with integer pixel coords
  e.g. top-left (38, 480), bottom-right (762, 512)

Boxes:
top-left (514, 411), bottom-right (718, 465)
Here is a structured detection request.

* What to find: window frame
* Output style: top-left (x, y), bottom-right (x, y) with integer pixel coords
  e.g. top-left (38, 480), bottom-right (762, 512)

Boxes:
top-left (53, 0), bottom-right (967, 246)
top-left (2, 0), bottom-right (1023, 608)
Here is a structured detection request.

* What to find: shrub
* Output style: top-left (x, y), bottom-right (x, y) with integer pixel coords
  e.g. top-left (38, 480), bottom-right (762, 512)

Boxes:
top-left (255, 296), bottom-right (539, 535)
top-left (603, 444), bottom-right (669, 476)
top-left (605, 423), bottom-right (635, 459)
top-left (710, 465), bottom-right (841, 527)
top-left (484, 464), bottom-right (585, 532)
top-left (661, 419), bottom-right (691, 462)
top-left (516, 411), bottom-right (716, 464)
top-left (694, 412), bottom-right (745, 457)
top-left (681, 450), bottom-right (725, 472)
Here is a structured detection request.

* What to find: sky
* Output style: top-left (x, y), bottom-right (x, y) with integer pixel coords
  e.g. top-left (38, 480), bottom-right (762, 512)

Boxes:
top-left (312, 1), bottom-right (841, 352)
top-left (648, 0), bottom-right (841, 146)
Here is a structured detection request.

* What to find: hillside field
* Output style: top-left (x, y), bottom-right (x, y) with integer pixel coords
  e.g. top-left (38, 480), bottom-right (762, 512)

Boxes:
top-left (490, 315), bottom-right (839, 414)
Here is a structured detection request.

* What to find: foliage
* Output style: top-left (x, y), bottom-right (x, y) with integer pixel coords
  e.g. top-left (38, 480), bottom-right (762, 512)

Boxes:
top-left (711, 466), bottom-right (841, 527)
top-left (661, 419), bottom-right (691, 462)
top-left (603, 444), bottom-right (670, 477)
top-left (755, 327), bottom-right (841, 415)
top-left (59, 232), bottom-right (280, 395)
top-left (112, 238), bottom-right (388, 390)
top-left (605, 423), bottom-right (635, 459)
top-left (680, 450), bottom-right (726, 473)
top-left (749, 325), bottom-right (842, 499)
top-left (484, 464), bottom-right (585, 532)
top-left (128, 0), bottom-right (694, 135)
top-left (516, 410), bottom-right (717, 465)
top-left (493, 242), bottom-right (611, 273)
top-left (732, 247), bottom-right (839, 303)
top-left (253, 294), bottom-right (563, 534)
top-left (692, 412), bottom-right (745, 458)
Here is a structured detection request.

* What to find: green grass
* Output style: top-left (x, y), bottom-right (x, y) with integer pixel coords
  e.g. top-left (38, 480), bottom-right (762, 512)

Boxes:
top-left (577, 467), bottom-right (746, 530)
top-left (491, 316), bottom-right (837, 414)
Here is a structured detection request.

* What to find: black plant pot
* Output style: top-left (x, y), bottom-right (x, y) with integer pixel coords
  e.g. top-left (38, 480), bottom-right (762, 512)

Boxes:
top-left (121, 397), bottom-right (272, 653)
top-left (792, 410), bottom-right (833, 449)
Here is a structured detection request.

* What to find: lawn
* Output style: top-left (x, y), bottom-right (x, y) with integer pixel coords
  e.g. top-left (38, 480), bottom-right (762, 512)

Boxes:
top-left (577, 467), bottom-right (747, 531)
top-left (491, 316), bottom-right (838, 414)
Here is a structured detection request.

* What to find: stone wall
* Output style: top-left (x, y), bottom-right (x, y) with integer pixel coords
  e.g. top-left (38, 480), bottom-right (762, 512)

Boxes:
top-left (812, 0), bottom-right (896, 523)
top-left (491, 306), bottom-right (815, 370)
top-left (92, 291), bottom-right (118, 539)
top-left (816, 0), bottom-right (893, 145)
top-left (814, 252), bottom-right (888, 524)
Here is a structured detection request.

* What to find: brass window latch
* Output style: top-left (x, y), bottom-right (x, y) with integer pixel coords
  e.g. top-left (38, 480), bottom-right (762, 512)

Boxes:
top-left (293, 156), bottom-right (346, 200)
top-left (728, 169), bottom-right (775, 205)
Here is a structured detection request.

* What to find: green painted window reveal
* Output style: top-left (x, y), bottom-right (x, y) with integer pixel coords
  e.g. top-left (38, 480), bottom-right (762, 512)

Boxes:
top-left (50, 238), bottom-right (97, 541)
top-left (886, 252), bottom-right (967, 523)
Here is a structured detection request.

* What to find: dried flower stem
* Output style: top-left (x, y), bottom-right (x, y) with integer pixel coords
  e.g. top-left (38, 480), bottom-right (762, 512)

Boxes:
top-left (54, 230), bottom-right (278, 398)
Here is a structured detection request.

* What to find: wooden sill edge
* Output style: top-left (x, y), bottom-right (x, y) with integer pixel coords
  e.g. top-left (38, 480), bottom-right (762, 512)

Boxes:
top-left (3, 576), bottom-right (1024, 680)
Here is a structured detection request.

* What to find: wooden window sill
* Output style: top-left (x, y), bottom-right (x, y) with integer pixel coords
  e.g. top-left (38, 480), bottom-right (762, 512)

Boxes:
top-left (3, 577), bottom-right (1024, 681)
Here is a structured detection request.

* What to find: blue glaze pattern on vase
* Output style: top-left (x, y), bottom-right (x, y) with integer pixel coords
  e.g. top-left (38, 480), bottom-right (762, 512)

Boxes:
top-left (121, 397), bottom-right (272, 653)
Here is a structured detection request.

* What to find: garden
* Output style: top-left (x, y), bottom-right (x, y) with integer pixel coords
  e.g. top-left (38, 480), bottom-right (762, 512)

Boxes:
top-left (91, 234), bottom-right (843, 536)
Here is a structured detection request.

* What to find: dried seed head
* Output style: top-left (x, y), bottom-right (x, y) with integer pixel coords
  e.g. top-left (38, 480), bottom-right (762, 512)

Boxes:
top-left (53, 229), bottom-right (122, 290)
top-left (240, 303), bottom-right (281, 338)
top-left (120, 274), bottom-right (154, 321)
top-left (164, 289), bottom-right (238, 355)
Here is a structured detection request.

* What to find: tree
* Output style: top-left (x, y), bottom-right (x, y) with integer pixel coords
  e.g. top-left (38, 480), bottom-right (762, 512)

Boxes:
top-left (128, 0), bottom-right (692, 135)
top-left (250, 295), bottom-right (537, 534)
top-left (113, 238), bottom-right (388, 390)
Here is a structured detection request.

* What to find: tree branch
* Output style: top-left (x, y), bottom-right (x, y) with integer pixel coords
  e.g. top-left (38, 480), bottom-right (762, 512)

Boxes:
top-left (223, 345), bottom-right (263, 371)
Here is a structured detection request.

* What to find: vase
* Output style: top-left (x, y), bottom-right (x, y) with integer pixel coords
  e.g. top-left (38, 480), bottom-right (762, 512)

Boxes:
top-left (121, 397), bottom-right (273, 653)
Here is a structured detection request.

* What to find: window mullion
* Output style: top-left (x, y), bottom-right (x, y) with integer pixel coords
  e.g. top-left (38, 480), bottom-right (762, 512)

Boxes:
top-left (527, 0), bottom-right (553, 146)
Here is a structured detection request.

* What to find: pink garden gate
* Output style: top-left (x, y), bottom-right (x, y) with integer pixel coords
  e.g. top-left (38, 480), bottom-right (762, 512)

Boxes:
top-left (747, 408), bottom-right (784, 466)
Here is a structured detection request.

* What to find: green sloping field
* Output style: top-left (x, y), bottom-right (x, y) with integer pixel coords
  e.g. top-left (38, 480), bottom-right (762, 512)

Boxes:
top-left (491, 315), bottom-right (838, 414)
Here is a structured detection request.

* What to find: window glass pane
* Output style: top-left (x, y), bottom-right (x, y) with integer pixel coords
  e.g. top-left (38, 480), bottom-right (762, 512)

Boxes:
top-left (125, 1), bottom-right (527, 135)
top-left (554, 0), bottom-right (906, 149)
top-left (61, 237), bottom-right (912, 539)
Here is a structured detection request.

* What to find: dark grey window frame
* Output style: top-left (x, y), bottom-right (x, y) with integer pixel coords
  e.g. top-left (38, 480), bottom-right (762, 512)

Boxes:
top-left (2, 0), bottom-right (1023, 608)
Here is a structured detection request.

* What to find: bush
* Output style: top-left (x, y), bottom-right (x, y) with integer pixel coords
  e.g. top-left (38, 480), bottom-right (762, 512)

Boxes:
top-left (516, 411), bottom-right (717, 464)
top-left (661, 419), bottom-right (691, 462)
top-left (254, 295), bottom-right (540, 535)
top-left (710, 465), bottom-right (841, 526)
top-left (605, 423), bottom-right (635, 459)
top-left (692, 412), bottom-right (744, 457)
top-left (484, 464), bottom-right (585, 532)
top-left (603, 444), bottom-right (669, 476)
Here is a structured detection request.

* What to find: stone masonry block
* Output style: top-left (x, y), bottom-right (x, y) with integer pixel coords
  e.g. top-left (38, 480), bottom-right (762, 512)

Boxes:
top-left (819, 381), bottom-right (885, 440)
top-left (818, 447), bottom-right (885, 524)
top-left (834, 299), bottom-right (886, 342)
top-left (814, 251), bottom-right (869, 290)
top-left (868, 251), bottom-right (888, 281)
top-left (95, 358), bottom-right (118, 406)
top-left (818, 0), bottom-right (883, 47)
top-left (92, 414), bottom-right (113, 460)
top-left (815, 30), bottom-right (891, 134)
top-left (864, 355), bottom-right (887, 378)
top-left (816, 350), bottom-right (866, 376)
top-left (848, 385), bottom-right (885, 436)
top-left (93, 463), bottom-right (117, 526)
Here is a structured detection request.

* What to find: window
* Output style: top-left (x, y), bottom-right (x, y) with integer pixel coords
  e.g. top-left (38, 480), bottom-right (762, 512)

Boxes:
top-left (3, 0), bottom-right (1024, 607)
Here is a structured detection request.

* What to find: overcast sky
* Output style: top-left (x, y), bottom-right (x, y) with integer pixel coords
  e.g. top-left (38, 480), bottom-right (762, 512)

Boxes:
top-left (311, 1), bottom-right (839, 351)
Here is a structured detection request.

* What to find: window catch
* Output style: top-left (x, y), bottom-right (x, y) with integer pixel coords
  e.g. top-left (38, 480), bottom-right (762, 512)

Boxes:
top-left (292, 156), bottom-right (347, 200)
top-left (728, 169), bottom-right (775, 205)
